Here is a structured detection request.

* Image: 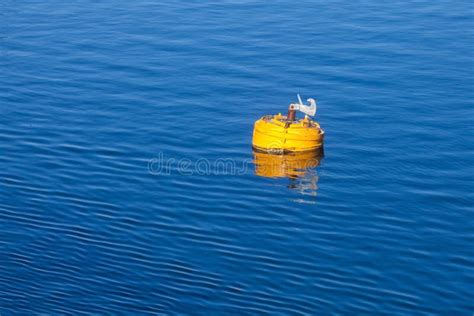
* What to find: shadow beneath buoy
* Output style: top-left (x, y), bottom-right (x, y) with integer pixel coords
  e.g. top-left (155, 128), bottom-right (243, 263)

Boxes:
top-left (252, 148), bottom-right (324, 196)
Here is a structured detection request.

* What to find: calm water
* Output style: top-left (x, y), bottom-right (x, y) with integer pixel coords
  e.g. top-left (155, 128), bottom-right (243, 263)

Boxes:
top-left (1, 1), bottom-right (473, 314)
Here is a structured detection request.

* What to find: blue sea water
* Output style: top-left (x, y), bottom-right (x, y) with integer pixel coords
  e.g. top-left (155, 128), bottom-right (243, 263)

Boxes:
top-left (1, 0), bottom-right (473, 314)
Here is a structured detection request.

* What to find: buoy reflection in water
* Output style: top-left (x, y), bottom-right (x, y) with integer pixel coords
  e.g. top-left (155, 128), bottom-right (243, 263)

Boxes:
top-left (253, 149), bottom-right (323, 196)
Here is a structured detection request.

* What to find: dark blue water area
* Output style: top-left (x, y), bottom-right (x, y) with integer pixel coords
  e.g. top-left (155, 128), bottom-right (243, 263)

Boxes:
top-left (1, 0), bottom-right (473, 314)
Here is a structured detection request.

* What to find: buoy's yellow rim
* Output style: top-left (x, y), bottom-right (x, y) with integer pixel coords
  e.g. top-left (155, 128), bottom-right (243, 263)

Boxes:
top-left (252, 145), bottom-right (324, 155)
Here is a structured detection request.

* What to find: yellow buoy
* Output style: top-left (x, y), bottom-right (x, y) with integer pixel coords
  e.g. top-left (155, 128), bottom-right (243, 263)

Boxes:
top-left (252, 95), bottom-right (324, 153)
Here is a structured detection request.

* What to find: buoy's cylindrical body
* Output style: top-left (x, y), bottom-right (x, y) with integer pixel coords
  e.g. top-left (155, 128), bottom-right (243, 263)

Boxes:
top-left (252, 114), bottom-right (324, 153)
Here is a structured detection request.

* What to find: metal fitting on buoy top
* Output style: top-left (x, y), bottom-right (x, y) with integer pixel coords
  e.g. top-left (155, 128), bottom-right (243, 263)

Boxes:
top-left (287, 104), bottom-right (296, 122)
top-left (252, 95), bottom-right (324, 153)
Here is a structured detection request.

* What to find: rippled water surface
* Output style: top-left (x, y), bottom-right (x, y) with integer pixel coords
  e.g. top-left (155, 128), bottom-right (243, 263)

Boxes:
top-left (1, 1), bottom-right (473, 314)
